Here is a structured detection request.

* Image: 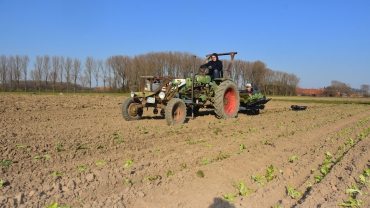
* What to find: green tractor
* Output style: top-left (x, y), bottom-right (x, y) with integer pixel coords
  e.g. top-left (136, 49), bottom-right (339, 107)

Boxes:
top-left (122, 52), bottom-right (240, 125)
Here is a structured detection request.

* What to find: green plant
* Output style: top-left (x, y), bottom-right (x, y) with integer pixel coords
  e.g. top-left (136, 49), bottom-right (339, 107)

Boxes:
top-left (325, 151), bottom-right (333, 160)
top-left (78, 166), bottom-right (88, 171)
top-left (223, 193), bottom-right (237, 203)
top-left (196, 170), bottom-right (204, 178)
top-left (95, 160), bottom-right (105, 166)
top-left (16, 144), bottom-right (30, 149)
top-left (76, 145), bottom-right (91, 150)
top-left (314, 174), bottom-right (323, 183)
top-left (50, 171), bottom-right (64, 176)
top-left (77, 199), bottom-right (85, 206)
top-left (97, 145), bottom-right (103, 149)
top-left (143, 175), bottom-right (159, 181)
top-left (261, 139), bottom-right (270, 145)
top-left (166, 170), bottom-right (173, 178)
top-left (363, 168), bottom-right (370, 177)
top-left (265, 165), bottom-right (276, 182)
top-left (288, 156), bottom-right (298, 163)
top-left (345, 138), bottom-right (355, 147)
top-left (124, 157), bottom-right (133, 167)
top-left (218, 152), bottom-right (230, 160)
top-left (185, 138), bottom-right (196, 145)
top-left (197, 139), bottom-right (206, 143)
top-left (358, 174), bottom-right (370, 186)
top-left (1, 160), bottom-right (12, 167)
top-left (251, 174), bottom-right (265, 187)
top-left (151, 148), bottom-right (161, 152)
top-left (306, 182), bottom-right (313, 188)
top-left (320, 160), bottom-right (330, 176)
top-left (56, 140), bottom-right (64, 152)
top-left (43, 202), bottom-right (70, 208)
top-left (205, 144), bottom-right (212, 148)
top-left (0, 179), bottom-right (3, 187)
top-left (125, 178), bottom-right (131, 185)
top-left (346, 183), bottom-right (362, 195)
top-left (239, 144), bottom-right (247, 152)
top-left (287, 184), bottom-right (302, 199)
top-left (338, 196), bottom-right (363, 207)
top-left (234, 180), bottom-right (253, 197)
top-left (33, 154), bottom-right (51, 161)
top-left (202, 158), bottom-right (212, 165)
top-left (180, 163), bottom-right (188, 169)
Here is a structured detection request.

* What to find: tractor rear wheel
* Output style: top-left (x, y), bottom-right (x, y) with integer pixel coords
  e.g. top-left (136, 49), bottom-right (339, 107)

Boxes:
top-left (165, 98), bottom-right (186, 125)
top-left (122, 98), bottom-right (143, 121)
top-left (214, 80), bottom-right (240, 119)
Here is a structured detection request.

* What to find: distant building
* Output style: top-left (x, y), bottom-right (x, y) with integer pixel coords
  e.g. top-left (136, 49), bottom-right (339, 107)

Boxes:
top-left (296, 88), bottom-right (341, 97)
top-left (296, 88), bottom-right (325, 96)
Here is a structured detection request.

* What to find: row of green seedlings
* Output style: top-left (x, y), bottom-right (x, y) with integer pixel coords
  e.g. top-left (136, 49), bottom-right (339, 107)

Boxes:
top-left (1, 131), bottom-right (126, 169)
top-left (338, 167), bottom-right (370, 207)
top-left (42, 197), bottom-right (87, 207)
top-left (284, 121), bottom-right (370, 203)
top-left (223, 165), bottom-right (280, 203)
top-left (273, 117), bottom-right (370, 205)
top-left (277, 111), bottom-right (358, 138)
top-left (314, 117), bottom-right (370, 184)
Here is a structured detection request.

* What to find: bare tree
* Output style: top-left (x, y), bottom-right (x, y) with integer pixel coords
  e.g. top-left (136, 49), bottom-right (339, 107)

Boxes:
top-left (64, 57), bottom-right (72, 93)
top-left (0, 55), bottom-right (8, 91)
top-left (30, 70), bottom-right (38, 91)
top-left (59, 56), bottom-right (64, 92)
top-left (101, 60), bottom-right (109, 92)
top-left (78, 75), bottom-right (89, 93)
top-left (84, 56), bottom-right (95, 91)
top-left (34, 56), bottom-right (43, 92)
top-left (72, 58), bottom-right (81, 93)
top-left (21, 55), bottom-right (29, 92)
top-left (8, 55), bottom-right (15, 91)
top-left (51, 56), bottom-right (59, 92)
top-left (360, 84), bottom-right (369, 93)
top-left (93, 59), bottom-right (102, 88)
top-left (11, 55), bottom-right (23, 92)
top-left (42, 55), bottom-right (51, 91)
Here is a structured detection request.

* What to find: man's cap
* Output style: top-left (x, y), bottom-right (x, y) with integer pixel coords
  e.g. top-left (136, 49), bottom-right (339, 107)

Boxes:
top-left (246, 83), bottom-right (252, 87)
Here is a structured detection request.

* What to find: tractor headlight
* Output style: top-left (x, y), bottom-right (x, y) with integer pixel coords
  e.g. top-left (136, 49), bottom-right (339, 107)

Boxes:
top-left (130, 91), bottom-right (134, 98)
top-left (159, 92), bottom-right (165, 99)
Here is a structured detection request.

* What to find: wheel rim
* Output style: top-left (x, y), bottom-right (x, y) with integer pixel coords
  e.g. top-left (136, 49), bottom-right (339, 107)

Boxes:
top-left (223, 87), bottom-right (238, 115)
top-left (128, 103), bottom-right (139, 117)
top-left (172, 103), bottom-right (185, 122)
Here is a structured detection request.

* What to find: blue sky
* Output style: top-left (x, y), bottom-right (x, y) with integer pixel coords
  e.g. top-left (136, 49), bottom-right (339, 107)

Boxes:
top-left (1, 0), bottom-right (369, 89)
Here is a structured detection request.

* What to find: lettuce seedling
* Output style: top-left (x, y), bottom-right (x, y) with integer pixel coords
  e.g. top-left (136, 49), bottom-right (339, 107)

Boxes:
top-left (166, 170), bottom-right (173, 178)
top-left (346, 183), bottom-right (362, 195)
top-left (1, 160), bottom-right (12, 167)
top-left (95, 160), bottom-right (105, 166)
top-left (223, 193), bottom-right (237, 203)
top-left (287, 184), bottom-right (302, 199)
top-left (43, 202), bottom-right (70, 208)
top-left (124, 157), bottom-right (133, 167)
top-left (50, 171), bottom-right (64, 176)
top-left (288, 156), bottom-right (298, 163)
top-left (196, 170), bottom-right (204, 178)
top-left (338, 196), bottom-right (363, 207)
top-left (78, 166), bottom-right (88, 171)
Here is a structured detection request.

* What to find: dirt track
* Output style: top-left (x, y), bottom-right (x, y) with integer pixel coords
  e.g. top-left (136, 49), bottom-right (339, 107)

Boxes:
top-left (1, 94), bottom-right (370, 208)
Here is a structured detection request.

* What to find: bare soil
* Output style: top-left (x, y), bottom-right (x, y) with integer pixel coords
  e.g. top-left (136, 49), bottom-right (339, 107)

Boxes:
top-left (1, 94), bottom-right (370, 208)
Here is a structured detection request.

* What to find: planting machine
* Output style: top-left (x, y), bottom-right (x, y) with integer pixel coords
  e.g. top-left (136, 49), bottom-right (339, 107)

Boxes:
top-left (122, 52), bottom-right (271, 125)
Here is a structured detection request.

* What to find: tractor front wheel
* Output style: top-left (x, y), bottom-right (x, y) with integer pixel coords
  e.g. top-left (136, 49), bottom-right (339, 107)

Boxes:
top-left (122, 98), bottom-right (143, 121)
top-left (165, 98), bottom-right (186, 125)
top-left (214, 80), bottom-right (240, 119)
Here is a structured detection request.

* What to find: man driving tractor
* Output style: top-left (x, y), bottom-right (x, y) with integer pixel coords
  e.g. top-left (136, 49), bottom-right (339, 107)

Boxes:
top-left (200, 53), bottom-right (223, 79)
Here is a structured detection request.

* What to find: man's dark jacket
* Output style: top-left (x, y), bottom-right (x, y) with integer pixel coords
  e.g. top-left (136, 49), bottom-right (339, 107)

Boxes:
top-left (200, 53), bottom-right (223, 79)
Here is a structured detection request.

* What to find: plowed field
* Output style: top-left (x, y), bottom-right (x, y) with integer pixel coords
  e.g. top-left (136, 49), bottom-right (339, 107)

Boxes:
top-left (1, 94), bottom-right (370, 208)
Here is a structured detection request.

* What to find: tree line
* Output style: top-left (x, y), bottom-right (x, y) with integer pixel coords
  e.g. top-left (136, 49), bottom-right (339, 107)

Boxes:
top-left (1, 52), bottom-right (300, 95)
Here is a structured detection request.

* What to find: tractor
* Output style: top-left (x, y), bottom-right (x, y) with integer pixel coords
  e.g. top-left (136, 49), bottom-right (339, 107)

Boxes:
top-left (122, 52), bottom-right (269, 125)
